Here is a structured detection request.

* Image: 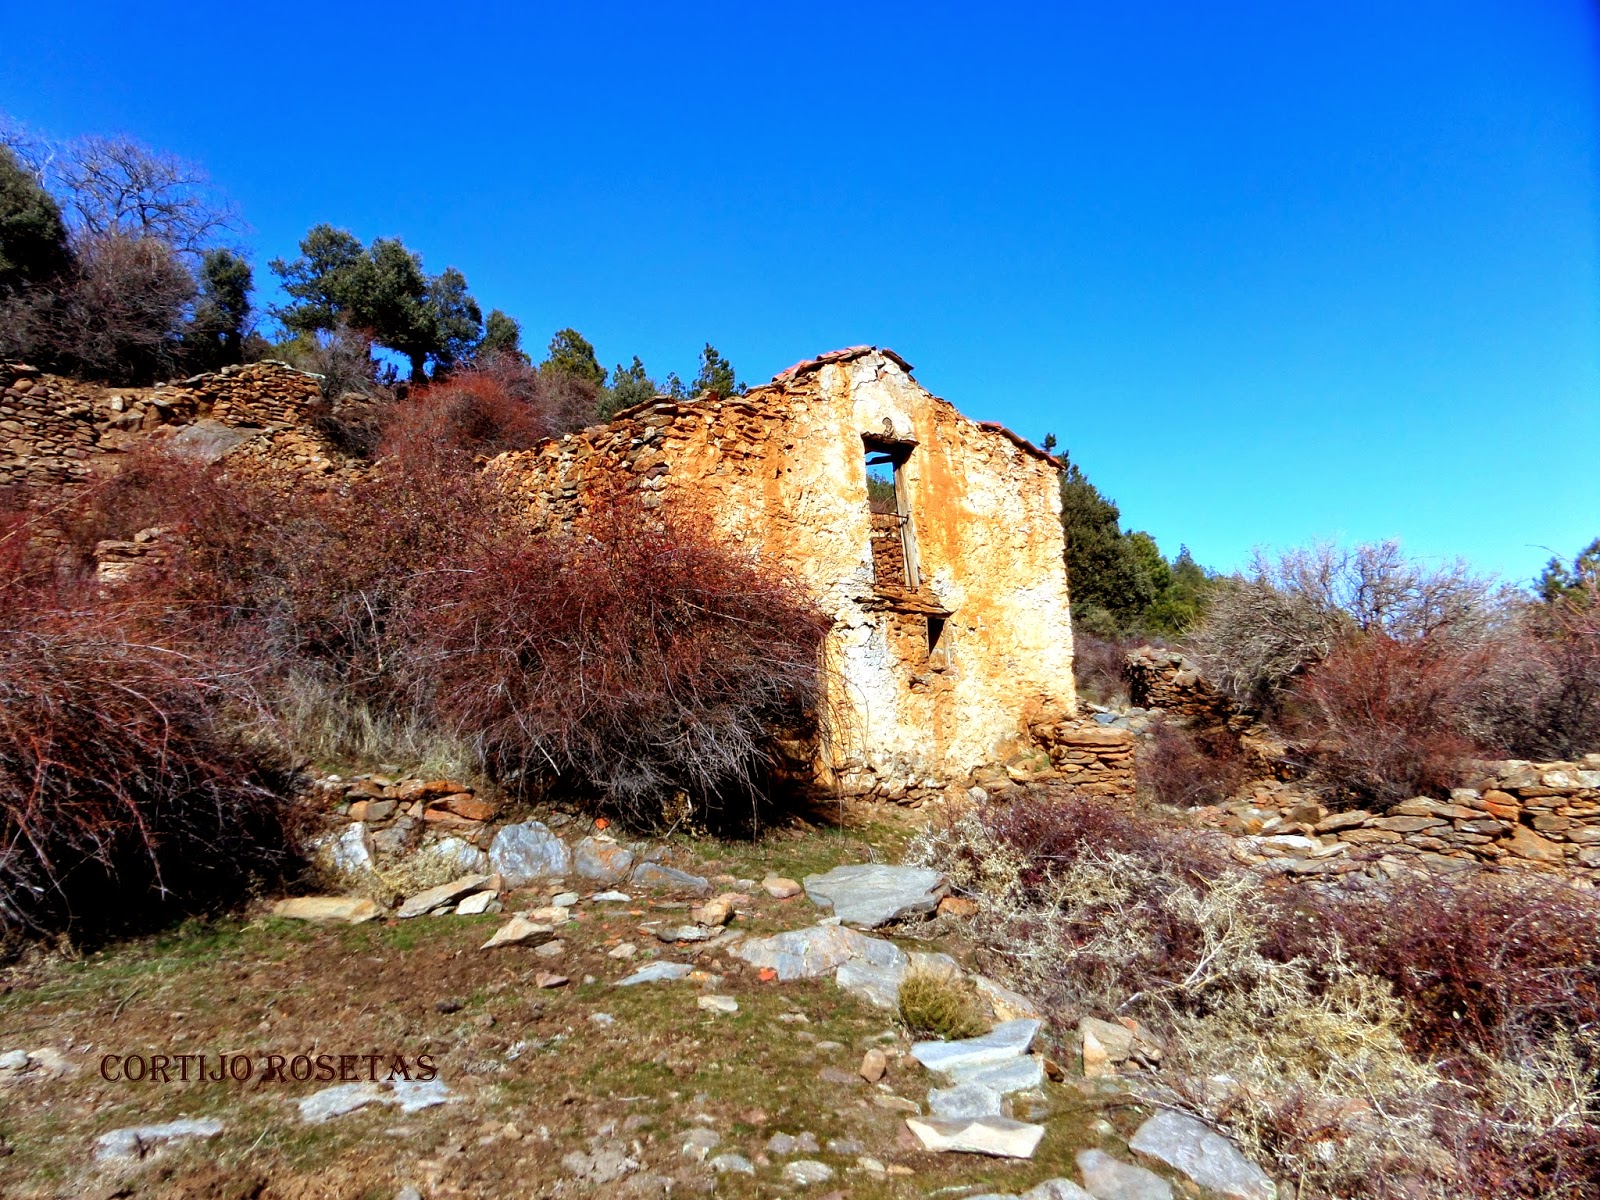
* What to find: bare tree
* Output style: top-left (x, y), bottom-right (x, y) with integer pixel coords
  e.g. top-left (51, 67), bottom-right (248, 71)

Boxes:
top-left (53, 135), bottom-right (237, 255)
top-left (38, 232), bottom-right (196, 381)
top-left (1192, 540), bottom-right (1508, 708)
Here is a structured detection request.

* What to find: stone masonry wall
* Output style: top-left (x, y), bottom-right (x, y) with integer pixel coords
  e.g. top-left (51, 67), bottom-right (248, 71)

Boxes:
top-left (1311, 757), bottom-right (1600, 879)
top-left (1, 360), bottom-right (358, 500)
top-left (1123, 647), bottom-right (1239, 729)
top-left (490, 347), bottom-right (1078, 799)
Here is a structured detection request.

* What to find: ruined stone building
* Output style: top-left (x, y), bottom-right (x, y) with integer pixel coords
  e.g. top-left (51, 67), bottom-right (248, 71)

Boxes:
top-left (494, 346), bottom-right (1130, 801)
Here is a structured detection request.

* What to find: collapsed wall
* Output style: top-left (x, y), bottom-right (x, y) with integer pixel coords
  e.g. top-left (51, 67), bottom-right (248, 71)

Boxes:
top-left (490, 347), bottom-right (1079, 800)
top-left (0, 360), bottom-right (359, 500)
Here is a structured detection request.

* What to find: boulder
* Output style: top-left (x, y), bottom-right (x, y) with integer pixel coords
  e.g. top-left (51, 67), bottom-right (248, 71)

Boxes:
top-left (1128, 1110), bottom-right (1276, 1200)
top-left (803, 863), bottom-right (947, 928)
top-left (574, 836), bottom-right (635, 884)
top-left (490, 823), bottom-right (571, 885)
top-left (733, 924), bottom-right (907, 981)
top-left (631, 862), bottom-right (712, 893)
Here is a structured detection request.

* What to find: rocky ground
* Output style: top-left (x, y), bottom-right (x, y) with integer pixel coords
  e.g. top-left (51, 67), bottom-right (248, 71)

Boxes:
top-left (0, 804), bottom-right (1276, 1200)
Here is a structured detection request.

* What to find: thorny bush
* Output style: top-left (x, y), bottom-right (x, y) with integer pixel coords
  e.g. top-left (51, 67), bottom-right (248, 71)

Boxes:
top-left (60, 444), bottom-right (830, 834)
top-left (0, 518), bottom-right (301, 944)
top-left (400, 490), bottom-right (830, 832)
top-left (912, 794), bottom-right (1600, 1199)
top-left (1137, 718), bottom-right (1253, 808)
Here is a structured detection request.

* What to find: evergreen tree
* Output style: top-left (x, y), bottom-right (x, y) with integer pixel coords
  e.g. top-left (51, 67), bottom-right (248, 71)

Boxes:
top-left (1059, 454), bottom-right (1149, 635)
top-left (270, 225), bottom-right (485, 382)
top-left (480, 309), bottom-right (527, 362)
top-left (599, 355), bottom-right (655, 419)
top-left (184, 248), bottom-right (252, 368)
top-left (1538, 538), bottom-right (1600, 603)
top-left (0, 145), bottom-right (70, 291)
top-left (690, 343), bottom-right (740, 397)
top-left (543, 328), bottom-right (606, 387)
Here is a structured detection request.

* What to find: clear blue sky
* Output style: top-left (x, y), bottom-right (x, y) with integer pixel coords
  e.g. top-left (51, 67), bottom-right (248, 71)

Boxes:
top-left (4, 2), bottom-right (1596, 586)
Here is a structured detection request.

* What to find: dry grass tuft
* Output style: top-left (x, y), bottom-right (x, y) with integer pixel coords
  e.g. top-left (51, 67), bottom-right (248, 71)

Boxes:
top-left (899, 964), bottom-right (991, 1041)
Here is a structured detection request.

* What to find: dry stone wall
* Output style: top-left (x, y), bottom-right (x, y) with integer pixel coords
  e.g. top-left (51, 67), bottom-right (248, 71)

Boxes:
top-left (1314, 758), bottom-right (1600, 878)
top-left (0, 365), bottom-right (101, 491)
top-left (1, 360), bottom-right (359, 501)
top-left (1123, 647), bottom-right (1239, 729)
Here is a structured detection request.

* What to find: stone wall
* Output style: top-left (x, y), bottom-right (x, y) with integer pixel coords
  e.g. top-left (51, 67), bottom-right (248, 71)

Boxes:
top-left (0, 365), bottom-right (100, 491)
top-left (1, 360), bottom-right (358, 500)
top-left (1214, 757), bottom-right (1600, 885)
top-left (490, 347), bottom-right (1078, 796)
top-left (1314, 758), bottom-right (1600, 877)
top-left (1123, 647), bottom-right (1239, 729)
top-left (1021, 713), bottom-right (1137, 797)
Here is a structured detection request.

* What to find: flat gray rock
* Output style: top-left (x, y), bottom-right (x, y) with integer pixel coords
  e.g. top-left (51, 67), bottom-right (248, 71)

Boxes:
top-left (165, 418), bottom-right (256, 464)
top-left (396, 873), bottom-right (488, 919)
top-left (835, 958), bottom-right (905, 1008)
top-left (390, 1078), bottom-right (452, 1113)
top-left (490, 822), bottom-right (571, 885)
top-left (928, 1081), bottom-right (1005, 1119)
top-left (732, 924), bottom-right (908, 981)
top-left (803, 863), bottom-right (947, 928)
top-left (1129, 1110), bottom-right (1276, 1200)
top-left (631, 862), bottom-right (711, 893)
top-left (783, 1160), bottom-right (835, 1185)
top-left (912, 1018), bottom-right (1040, 1073)
top-left (297, 1082), bottom-right (385, 1122)
top-left (94, 1118), bottom-right (223, 1160)
top-left (1023, 1181), bottom-right (1096, 1200)
top-left (904, 1115), bottom-right (1044, 1158)
top-left (1077, 1148), bottom-right (1174, 1200)
top-left (617, 961), bottom-right (694, 986)
top-left (949, 1055), bottom-right (1046, 1094)
top-left (574, 836), bottom-right (635, 884)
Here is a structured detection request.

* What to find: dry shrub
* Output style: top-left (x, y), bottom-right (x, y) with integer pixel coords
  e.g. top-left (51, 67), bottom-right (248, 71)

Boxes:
top-left (913, 797), bottom-right (1600, 1197)
top-left (87, 450), bottom-right (829, 829)
top-left (1471, 587), bottom-right (1600, 759)
top-left (1288, 633), bottom-right (1490, 805)
top-left (1137, 718), bottom-right (1253, 808)
top-left (380, 358), bottom-right (598, 474)
top-left (899, 965), bottom-right (991, 1040)
top-left (1274, 877), bottom-right (1600, 1063)
top-left (1194, 540), bottom-right (1503, 712)
top-left (1071, 630), bottom-right (1136, 707)
top-left (400, 490), bottom-right (830, 832)
top-left (0, 539), bottom-right (300, 941)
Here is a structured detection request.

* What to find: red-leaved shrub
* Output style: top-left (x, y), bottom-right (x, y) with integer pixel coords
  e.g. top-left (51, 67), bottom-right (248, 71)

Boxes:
top-left (400, 491), bottom-right (830, 831)
top-left (1288, 632), bottom-right (1490, 805)
top-left (1137, 718), bottom-right (1253, 808)
top-left (0, 517), bottom-right (300, 942)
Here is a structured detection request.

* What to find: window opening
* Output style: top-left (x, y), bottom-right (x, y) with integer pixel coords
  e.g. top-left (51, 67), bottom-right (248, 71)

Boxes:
top-left (926, 615), bottom-right (946, 654)
top-left (863, 438), bottom-right (919, 590)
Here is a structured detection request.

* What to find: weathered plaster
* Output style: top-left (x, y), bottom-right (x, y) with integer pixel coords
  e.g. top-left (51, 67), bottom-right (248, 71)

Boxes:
top-left (490, 348), bottom-right (1077, 794)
